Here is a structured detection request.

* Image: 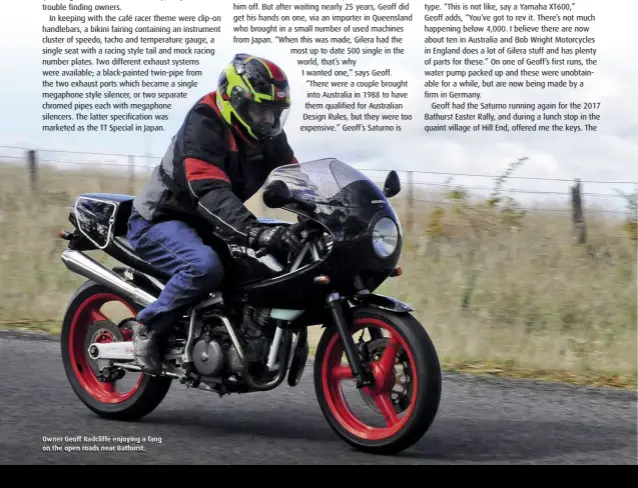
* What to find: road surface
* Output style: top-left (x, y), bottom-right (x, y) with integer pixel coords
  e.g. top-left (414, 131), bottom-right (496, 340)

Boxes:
top-left (0, 330), bottom-right (635, 464)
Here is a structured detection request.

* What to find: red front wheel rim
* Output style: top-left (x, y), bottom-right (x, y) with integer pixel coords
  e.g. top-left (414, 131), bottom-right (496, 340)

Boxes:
top-left (69, 293), bottom-right (143, 404)
top-left (321, 318), bottom-right (418, 441)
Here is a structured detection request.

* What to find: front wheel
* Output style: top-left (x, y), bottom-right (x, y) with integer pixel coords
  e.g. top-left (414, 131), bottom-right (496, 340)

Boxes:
top-left (313, 307), bottom-right (441, 455)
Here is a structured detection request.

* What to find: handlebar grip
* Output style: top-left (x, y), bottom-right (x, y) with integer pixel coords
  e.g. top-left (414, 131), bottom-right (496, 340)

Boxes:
top-left (254, 221), bottom-right (307, 258)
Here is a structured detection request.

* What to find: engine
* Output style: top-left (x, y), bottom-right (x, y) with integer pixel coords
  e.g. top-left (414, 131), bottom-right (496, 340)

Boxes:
top-left (191, 328), bottom-right (226, 377)
top-left (191, 306), bottom-right (274, 377)
top-left (242, 306), bottom-right (273, 359)
top-left (228, 306), bottom-right (273, 372)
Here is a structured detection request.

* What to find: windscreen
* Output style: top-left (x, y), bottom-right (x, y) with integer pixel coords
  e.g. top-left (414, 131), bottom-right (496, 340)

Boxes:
top-left (265, 158), bottom-right (375, 206)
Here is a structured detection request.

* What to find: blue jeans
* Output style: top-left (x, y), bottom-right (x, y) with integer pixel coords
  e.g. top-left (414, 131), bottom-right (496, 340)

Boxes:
top-left (126, 211), bottom-right (225, 334)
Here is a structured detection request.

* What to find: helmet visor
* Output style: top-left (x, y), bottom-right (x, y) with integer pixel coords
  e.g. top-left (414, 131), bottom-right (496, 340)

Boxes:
top-left (231, 87), bottom-right (290, 138)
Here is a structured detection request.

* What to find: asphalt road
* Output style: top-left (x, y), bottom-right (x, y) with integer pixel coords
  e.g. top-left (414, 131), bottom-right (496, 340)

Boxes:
top-left (0, 329), bottom-right (636, 465)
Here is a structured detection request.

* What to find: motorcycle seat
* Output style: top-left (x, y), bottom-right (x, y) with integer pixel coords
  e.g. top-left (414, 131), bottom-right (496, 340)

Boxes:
top-left (110, 235), bottom-right (172, 282)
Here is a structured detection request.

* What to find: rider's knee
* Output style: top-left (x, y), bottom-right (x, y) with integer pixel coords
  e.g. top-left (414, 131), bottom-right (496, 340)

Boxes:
top-left (191, 248), bottom-right (224, 289)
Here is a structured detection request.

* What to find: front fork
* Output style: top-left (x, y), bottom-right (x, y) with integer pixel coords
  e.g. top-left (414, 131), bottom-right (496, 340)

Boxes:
top-left (326, 292), bottom-right (375, 389)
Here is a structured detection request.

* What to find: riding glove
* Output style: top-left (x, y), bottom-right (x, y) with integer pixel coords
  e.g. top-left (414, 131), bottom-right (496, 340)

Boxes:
top-left (247, 225), bottom-right (302, 254)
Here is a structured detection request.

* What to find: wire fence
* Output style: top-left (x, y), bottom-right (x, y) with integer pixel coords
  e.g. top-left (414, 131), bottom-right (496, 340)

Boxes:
top-left (1, 144), bottom-right (636, 243)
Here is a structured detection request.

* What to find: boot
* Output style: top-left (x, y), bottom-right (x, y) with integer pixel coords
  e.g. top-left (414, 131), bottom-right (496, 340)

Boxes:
top-left (132, 323), bottom-right (164, 376)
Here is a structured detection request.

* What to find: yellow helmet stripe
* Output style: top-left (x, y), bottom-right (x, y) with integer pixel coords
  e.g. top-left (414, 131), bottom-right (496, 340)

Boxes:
top-left (255, 57), bottom-right (274, 79)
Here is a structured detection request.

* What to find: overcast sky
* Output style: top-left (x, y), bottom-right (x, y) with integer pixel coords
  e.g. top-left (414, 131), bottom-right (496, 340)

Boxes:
top-left (0, 0), bottom-right (635, 211)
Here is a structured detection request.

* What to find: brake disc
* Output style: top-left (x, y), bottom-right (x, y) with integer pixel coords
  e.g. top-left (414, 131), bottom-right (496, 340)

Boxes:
top-left (358, 337), bottom-right (413, 414)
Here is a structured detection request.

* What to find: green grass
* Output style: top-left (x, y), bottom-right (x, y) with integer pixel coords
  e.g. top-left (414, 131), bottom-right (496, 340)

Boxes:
top-left (0, 161), bottom-right (636, 389)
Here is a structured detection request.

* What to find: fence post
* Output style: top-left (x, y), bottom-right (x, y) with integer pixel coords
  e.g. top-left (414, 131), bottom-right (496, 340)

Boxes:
top-left (27, 149), bottom-right (37, 193)
top-left (128, 155), bottom-right (135, 195)
top-left (406, 170), bottom-right (414, 236)
top-left (571, 178), bottom-right (587, 244)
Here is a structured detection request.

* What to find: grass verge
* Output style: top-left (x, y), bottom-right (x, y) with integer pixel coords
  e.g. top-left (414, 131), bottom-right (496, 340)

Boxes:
top-left (2, 321), bottom-right (634, 390)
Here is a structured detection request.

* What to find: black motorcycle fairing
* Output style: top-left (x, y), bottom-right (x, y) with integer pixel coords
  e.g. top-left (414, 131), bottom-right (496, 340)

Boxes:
top-left (231, 158), bottom-right (404, 309)
top-left (275, 159), bottom-right (403, 281)
top-left (265, 159), bottom-right (402, 255)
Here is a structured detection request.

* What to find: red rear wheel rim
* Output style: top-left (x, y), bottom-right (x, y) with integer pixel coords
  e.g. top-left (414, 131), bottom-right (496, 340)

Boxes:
top-left (69, 293), bottom-right (143, 404)
top-left (321, 317), bottom-right (418, 441)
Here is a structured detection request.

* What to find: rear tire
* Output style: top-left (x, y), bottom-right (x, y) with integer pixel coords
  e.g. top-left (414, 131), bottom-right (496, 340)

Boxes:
top-left (314, 307), bottom-right (441, 455)
top-left (60, 280), bottom-right (172, 421)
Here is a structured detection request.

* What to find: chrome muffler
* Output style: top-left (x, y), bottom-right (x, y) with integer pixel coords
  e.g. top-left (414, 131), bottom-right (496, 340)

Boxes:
top-left (61, 249), bottom-right (157, 307)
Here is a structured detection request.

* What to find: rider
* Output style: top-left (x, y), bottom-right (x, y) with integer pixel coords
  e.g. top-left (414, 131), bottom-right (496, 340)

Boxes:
top-left (127, 53), bottom-right (302, 375)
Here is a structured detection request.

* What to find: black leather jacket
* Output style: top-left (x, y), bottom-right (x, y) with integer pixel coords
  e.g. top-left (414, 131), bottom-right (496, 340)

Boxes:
top-left (132, 90), bottom-right (298, 243)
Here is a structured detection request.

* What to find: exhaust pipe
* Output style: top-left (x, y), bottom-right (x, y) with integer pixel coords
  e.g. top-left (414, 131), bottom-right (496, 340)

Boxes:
top-left (61, 249), bottom-right (157, 307)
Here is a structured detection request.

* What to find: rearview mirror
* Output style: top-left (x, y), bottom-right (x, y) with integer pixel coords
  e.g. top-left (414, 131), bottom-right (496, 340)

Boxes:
top-left (383, 170), bottom-right (401, 198)
top-left (263, 180), bottom-right (292, 209)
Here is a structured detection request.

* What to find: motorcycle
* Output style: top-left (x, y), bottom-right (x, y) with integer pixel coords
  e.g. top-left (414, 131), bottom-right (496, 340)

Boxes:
top-left (58, 157), bottom-right (441, 455)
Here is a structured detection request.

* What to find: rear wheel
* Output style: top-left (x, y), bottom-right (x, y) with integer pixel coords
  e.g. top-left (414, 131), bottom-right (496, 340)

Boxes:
top-left (314, 307), bottom-right (441, 454)
top-left (60, 280), bottom-right (172, 420)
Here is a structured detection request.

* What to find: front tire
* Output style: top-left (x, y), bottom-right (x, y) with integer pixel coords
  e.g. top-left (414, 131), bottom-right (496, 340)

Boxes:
top-left (60, 280), bottom-right (172, 421)
top-left (313, 307), bottom-right (441, 455)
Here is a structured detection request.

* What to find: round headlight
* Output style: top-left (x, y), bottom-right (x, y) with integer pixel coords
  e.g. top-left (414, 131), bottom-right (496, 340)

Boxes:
top-left (372, 217), bottom-right (399, 258)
